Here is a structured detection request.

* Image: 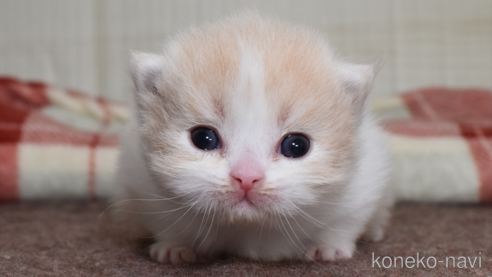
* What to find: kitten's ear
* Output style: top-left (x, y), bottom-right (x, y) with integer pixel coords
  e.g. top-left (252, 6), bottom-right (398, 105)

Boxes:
top-left (338, 63), bottom-right (374, 112)
top-left (129, 51), bottom-right (164, 96)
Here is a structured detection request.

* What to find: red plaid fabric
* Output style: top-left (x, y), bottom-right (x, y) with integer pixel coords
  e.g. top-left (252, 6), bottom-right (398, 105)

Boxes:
top-left (403, 88), bottom-right (492, 203)
top-left (376, 88), bottom-right (492, 203)
top-left (1, 77), bottom-right (491, 203)
top-left (0, 77), bottom-right (126, 200)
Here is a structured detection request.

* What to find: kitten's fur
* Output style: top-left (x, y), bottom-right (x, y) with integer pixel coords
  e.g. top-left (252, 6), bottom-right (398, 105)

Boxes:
top-left (114, 14), bottom-right (392, 264)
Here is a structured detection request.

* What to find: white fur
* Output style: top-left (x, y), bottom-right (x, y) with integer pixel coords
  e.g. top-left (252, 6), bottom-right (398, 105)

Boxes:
top-left (113, 14), bottom-right (392, 264)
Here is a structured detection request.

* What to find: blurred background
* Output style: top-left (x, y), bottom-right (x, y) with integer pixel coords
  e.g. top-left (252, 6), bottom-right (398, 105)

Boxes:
top-left (1, 0), bottom-right (491, 101)
top-left (0, 0), bottom-right (491, 202)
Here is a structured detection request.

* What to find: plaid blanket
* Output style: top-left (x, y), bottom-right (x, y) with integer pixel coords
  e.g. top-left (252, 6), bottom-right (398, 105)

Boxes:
top-left (374, 88), bottom-right (492, 203)
top-left (0, 77), bottom-right (128, 200)
top-left (1, 77), bottom-right (491, 203)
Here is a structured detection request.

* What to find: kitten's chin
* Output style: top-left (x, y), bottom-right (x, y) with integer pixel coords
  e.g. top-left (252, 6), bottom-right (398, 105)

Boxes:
top-left (227, 202), bottom-right (265, 223)
top-left (221, 191), bottom-right (272, 223)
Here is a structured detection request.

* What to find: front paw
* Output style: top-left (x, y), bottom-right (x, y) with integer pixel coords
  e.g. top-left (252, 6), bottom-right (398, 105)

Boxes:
top-left (303, 245), bottom-right (353, 262)
top-left (150, 242), bottom-right (200, 264)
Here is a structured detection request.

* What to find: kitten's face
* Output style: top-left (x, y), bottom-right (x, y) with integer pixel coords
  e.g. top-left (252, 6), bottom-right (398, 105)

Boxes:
top-left (131, 18), bottom-right (372, 222)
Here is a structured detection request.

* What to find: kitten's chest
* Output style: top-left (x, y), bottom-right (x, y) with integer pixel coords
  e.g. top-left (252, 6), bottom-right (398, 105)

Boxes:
top-left (189, 220), bottom-right (317, 256)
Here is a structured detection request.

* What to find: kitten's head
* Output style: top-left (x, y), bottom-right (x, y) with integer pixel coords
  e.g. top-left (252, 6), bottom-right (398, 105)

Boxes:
top-left (130, 14), bottom-right (374, 223)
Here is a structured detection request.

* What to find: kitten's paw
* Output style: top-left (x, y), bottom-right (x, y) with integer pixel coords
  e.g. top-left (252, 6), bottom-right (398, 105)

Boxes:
top-left (303, 245), bottom-right (353, 262)
top-left (150, 242), bottom-right (199, 264)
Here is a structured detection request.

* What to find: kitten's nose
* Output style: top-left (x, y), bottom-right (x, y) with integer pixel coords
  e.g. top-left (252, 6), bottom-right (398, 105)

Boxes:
top-left (230, 158), bottom-right (265, 192)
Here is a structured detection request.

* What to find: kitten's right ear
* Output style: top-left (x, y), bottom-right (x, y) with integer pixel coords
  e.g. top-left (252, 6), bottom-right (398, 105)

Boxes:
top-left (337, 62), bottom-right (374, 113)
top-left (129, 51), bottom-right (164, 96)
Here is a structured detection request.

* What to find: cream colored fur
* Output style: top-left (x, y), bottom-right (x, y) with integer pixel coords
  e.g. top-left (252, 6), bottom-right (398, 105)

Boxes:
top-left (114, 13), bottom-right (392, 264)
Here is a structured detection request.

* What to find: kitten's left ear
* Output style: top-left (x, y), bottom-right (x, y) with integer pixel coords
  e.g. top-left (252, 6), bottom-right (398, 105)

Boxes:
top-left (337, 63), bottom-right (374, 113)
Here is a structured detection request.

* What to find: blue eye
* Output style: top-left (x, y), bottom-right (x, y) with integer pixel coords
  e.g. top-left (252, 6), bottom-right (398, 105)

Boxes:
top-left (191, 127), bottom-right (220, 150)
top-left (280, 134), bottom-right (310, 158)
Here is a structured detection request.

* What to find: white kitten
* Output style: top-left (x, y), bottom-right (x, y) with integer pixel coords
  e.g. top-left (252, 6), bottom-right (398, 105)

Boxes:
top-left (114, 13), bottom-right (392, 264)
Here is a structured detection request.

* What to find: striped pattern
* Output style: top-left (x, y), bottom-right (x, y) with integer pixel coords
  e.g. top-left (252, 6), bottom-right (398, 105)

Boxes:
top-left (0, 77), bottom-right (127, 200)
top-left (375, 88), bottom-right (492, 203)
top-left (0, 77), bottom-right (491, 202)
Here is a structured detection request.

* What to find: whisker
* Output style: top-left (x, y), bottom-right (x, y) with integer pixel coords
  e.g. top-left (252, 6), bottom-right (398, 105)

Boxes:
top-left (289, 212), bottom-right (313, 242)
top-left (129, 187), bottom-right (194, 204)
top-left (149, 194), bottom-right (205, 225)
top-left (190, 204), bottom-right (211, 248)
top-left (117, 204), bottom-right (192, 215)
top-left (283, 199), bottom-right (327, 228)
top-left (284, 199), bottom-right (360, 232)
top-left (170, 198), bottom-right (204, 238)
top-left (257, 216), bottom-right (267, 246)
top-left (99, 198), bottom-right (173, 219)
top-left (276, 211), bottom-right (306, 256)
top-left (281, 212), bottom-right (305, 250)
top-left (196, 208), bottom-right (216, 252)
top-left (140, 197), bottom-right (200, 239)
top-left (98, 190), bottom-right (193, 218)
top-left (287, 213), bottom-right (318, 263)
top-left (273, 211), bottom-right (297, 253)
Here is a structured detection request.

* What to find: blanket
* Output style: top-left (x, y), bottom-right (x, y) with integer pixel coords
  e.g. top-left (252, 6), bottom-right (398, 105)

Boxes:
top-left (0, 77), bottom-right (491, 202)
top-left (0, 77), bottom-right (128, 200)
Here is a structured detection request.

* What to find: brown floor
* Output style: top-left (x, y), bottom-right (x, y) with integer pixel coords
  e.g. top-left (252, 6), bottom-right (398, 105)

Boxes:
top-left (0, 201), bottom-right (491, 277)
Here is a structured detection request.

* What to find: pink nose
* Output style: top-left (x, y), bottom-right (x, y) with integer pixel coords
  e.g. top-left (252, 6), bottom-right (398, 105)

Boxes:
top-left (230, 159), bottom-right (265, 192)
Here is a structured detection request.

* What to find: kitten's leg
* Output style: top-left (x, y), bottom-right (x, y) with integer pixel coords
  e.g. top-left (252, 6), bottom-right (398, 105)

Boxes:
top-left (302, 216), bottom-right (364, 261)
top-left (302, 201), bottom-right (392, 261)
top-left (302, 210), bottom-right (376, 261)
top-left (150, 241), bottom-right (201, 264)
top-left (360, 200), bottom-right (392, 242)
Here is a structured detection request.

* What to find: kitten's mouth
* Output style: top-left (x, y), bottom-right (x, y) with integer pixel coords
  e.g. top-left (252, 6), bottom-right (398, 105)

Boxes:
top-left (239, 195), bottom-right (254, 205)
top-left (242, 190), bottom-right (256, 202)
top-left (222, 187), bottom-right (274, 216)
top-left (230, 189), bottom-right (267, 209)
top-left (220, 189), bottom-right (275, 222)
top-left (237, 199), bottom-right (254, 209)
top-left (232, 195), bottom-right (262, 220)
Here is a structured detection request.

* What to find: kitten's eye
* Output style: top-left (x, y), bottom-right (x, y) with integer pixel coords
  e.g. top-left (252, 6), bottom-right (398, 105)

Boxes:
top-left (280, 134), bottom-right (310, 158)
top-left (191, 127), bottom-right (221, 151)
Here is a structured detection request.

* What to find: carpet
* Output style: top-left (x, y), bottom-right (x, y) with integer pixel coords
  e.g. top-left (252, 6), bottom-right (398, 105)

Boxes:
top-left (0, 202), bottom-right (491, 276)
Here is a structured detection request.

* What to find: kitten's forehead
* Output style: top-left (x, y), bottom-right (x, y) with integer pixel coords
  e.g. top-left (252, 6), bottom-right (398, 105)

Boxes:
top-left (167, 17), bottom-right (350, 132)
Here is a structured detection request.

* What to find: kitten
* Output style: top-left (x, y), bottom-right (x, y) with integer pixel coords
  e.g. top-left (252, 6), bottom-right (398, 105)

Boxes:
top-left (114, 13), bottom-right (392, 264)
